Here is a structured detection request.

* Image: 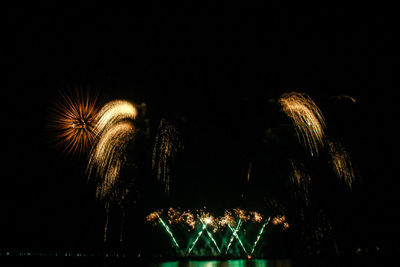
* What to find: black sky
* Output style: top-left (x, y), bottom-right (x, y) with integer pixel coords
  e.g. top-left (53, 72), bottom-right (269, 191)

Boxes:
top-left (4, 4), bottom-right (400, 253)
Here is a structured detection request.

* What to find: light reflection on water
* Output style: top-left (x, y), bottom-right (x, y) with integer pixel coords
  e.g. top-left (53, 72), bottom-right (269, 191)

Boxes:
top-left (150, 259), bottom-right (291, 267)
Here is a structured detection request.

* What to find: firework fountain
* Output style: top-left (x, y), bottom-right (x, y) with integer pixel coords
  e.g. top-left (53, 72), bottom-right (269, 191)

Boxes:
top-left (146, 208), bottom-right (287, 258)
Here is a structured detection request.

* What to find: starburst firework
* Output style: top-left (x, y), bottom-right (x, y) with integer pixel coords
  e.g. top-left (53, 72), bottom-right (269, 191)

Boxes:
top-left (48, 89), bottom-right (99, 157)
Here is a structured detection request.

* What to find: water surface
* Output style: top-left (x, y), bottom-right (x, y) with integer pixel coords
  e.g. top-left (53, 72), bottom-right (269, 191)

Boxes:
top-left (149, 259), bottom-right (291, 267)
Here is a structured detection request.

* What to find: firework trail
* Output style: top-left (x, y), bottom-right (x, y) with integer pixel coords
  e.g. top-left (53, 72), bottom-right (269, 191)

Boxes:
top-left (152, 118), bottom-right (184, 193)
top-left (279, 92), bottom-right (326, 156)
top-left (48, 89), bottom-right (99, 157)
top-left (87, 100), bottom-right (137, 200)
top-left (328, 140), bottom-right (355, 189)
top-left (336, 95), bottom-right (357, 103)
top-left (247, 162), bottom-right (253, 182)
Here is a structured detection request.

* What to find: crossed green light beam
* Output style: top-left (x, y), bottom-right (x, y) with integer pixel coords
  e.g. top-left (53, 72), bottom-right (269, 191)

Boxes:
top-left (186, 223), bottom-right (206, 255)
top-left (186, 220), bottom-right (221, 255)
top-left (202, 221), bottom-right (221, 254)
top-left (250, 217), bottom-right (271, 256)
top-left (154, 214), bottom-right (272, 258)
top-left (157, 214), bottom-right (180, 249)
top-left (225, 219), bottom-right (242, 254)
top-left (226, 220), bottom-right (248, 256)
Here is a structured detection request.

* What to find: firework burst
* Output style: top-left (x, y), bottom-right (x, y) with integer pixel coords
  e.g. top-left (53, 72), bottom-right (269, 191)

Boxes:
top-left (48, 89), bottom-right (99, 157)
top-left (87, 100), bottom-right (137, 200)
top-left (152, 118), bottom-right (184, 193)
top-left (279, 92), bottom-right (326, 156)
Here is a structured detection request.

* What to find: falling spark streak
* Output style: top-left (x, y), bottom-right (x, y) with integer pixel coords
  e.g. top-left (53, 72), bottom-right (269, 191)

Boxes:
top-left (201, 221), bottom-right (221, 254)
top-left (250, 217), bottom-right (271, 256)
top-left (87, 100), bottom-right (137, 200)
top-left (49, 89), bottom-right (99, 157)
top-left (328, 140), bottom-right (355, 189)
top-left (279, 92), bottom-right (326, 155)
top-left (152, 119), bottom-right (183, 193)
top-left (104, 202), bottom-right (110, 243)
top-left (290, 161), bottom-right (311, 205)
top-left (157, 214), bottom-right (180, 249)
top-left (225, 219), bottom-right (243, 254)
top-left (186, 224), bottom-right (206, 255)
top-left (88, 121), bottom-right (135, 199)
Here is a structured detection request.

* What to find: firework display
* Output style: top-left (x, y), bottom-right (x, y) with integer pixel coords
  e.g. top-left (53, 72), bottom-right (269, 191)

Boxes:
top-left (48, 89), bottom-right (99, 157)
top-left (146, 208), bottom-right (288, 257)
top-left (48, 88), bottom-right (360, 258)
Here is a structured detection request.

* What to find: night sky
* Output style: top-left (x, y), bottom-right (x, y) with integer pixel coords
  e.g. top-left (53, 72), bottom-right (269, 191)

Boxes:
top-left (5, 4), bottom-right (400, 256)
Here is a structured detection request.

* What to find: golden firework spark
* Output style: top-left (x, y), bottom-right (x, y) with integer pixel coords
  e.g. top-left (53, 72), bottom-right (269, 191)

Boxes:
top-left (250, 211), bottom-right (263, 223)
top-left (182, 211), bottom-right (196, 230)
top-left (328, 140), bottom-right (355, 189)
top-left (152, 119), bottom-right (184, 193)
top-left (272, 215), bottom-right (286, 225)
top-left (218, 210), bottom-right (236, 228)
top-left (283, 222), bottom-right (290, 230)
top-left (48, 89), bottom-right (99, 157)
top-left (87, 100), bottom-right (137, 200)
top-left (146, 211), bottom-right (162, 226)
top-left (167, 207), bottom-right (183, 225)
top-left (279, 92), bottom-right (326, 156)
top-left (233, 208), bottom-right (251, 222)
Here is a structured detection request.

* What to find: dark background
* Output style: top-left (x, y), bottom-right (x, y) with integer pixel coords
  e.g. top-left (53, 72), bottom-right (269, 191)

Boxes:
top-left (4, 3), bottom-right (400, 257)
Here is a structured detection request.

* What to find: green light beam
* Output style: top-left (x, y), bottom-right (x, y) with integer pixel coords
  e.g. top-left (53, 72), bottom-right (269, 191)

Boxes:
top-left (201, 221), bottom-right (221, 254)
top-left (228, 223), bottom-right (248, 256)
top-left (225, 219), bottom-right (242, 254)
top-left (157, 214), bottom-right (180, 249)
top-left (250, 216), bottom-right (271, 256)
top-left (186, 223), bottom-right (206, 255)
